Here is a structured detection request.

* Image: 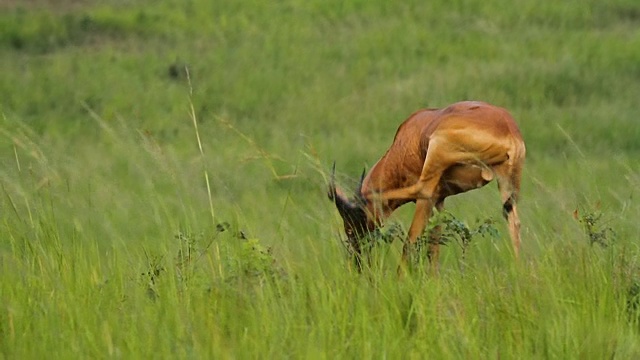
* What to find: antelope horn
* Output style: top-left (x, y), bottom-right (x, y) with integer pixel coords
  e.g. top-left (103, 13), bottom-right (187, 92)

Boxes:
top-left (356, 167), bottom-right (366, 198)
top-left (328, 161), bottom-right (337, 201)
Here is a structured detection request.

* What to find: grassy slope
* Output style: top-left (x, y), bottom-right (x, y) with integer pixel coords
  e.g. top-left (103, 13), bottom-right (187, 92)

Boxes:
top-left (1, 0), bottom-right (640, 358)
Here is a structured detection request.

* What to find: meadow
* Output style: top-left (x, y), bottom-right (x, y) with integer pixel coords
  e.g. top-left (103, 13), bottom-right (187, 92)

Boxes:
top-left (1, 0), bottom-right (640, 358)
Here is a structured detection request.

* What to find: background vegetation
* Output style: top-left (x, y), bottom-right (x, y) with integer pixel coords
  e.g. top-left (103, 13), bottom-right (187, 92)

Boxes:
top-left (1, 0), bottom-right (639, 358)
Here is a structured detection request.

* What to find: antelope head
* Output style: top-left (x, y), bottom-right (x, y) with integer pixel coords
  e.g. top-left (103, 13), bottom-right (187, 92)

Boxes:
top-left (327, 163), bottom-right (374, 246)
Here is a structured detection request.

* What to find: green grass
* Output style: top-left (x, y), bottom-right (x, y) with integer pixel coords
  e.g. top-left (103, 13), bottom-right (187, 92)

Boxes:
top-left (2, 0), bottom-right (640, 358)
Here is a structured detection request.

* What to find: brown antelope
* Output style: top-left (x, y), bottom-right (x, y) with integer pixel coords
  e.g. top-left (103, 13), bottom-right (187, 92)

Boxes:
top-left (328, 101), bottom-right (525, 271)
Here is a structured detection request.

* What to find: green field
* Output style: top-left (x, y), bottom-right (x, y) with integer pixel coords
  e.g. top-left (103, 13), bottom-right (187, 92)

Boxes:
top-left (2, 0), bottom-right (640, 358)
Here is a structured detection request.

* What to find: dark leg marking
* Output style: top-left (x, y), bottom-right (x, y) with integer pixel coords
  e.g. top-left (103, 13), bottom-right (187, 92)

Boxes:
top-left (502, 195), bottom-right (515, 219)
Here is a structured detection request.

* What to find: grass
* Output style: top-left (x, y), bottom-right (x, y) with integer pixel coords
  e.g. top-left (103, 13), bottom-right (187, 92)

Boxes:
top-left (2, 0), bottom-right (640, 358)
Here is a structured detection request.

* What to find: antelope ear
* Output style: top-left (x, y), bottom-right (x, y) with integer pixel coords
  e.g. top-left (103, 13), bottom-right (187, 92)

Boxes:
top-left (328, 162), bottom-right (356, 214)
top-left (357, 168), bottom-right (366, 192)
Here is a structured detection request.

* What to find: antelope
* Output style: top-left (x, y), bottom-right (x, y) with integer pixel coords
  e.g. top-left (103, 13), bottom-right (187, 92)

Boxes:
top-left (328, 101), bottom-right (525, 271)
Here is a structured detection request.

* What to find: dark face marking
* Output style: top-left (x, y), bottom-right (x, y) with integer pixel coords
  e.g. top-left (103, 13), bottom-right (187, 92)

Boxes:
top-left (342, 205), bottom-right (370, 241)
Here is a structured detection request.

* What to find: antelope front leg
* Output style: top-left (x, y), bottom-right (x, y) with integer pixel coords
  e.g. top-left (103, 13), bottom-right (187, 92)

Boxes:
top-left (426, 200), bottom-right (445, 273)
top-left (399, 198), bottom-right (433, 274)
top-left (367, 182), bottom-right (424, 202)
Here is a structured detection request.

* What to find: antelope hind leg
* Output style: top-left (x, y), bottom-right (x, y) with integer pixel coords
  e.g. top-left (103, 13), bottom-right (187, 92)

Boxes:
top-left (494, 163), bottom-right (522, 258)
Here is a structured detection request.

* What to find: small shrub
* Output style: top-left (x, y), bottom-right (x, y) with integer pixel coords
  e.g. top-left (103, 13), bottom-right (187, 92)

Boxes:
top-left (135, 221), bottom-right (285, 298)
top-left (140, 251), bottom-right (165, 300)
top-left (350, 212), bottom-right (499, 270)
top-left (358, 223), bottom-right (405, 248)
top-left (414, 211), bottom-right (499, 265)
top-left (175, 222), bottom-right (284, 288)
top-left (425, 211), bottom-right (499, 256)
top-left (573, 208), bottom-right (616, 248)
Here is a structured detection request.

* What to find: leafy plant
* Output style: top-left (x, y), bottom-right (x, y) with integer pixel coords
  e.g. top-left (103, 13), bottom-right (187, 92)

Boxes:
top-left (140, 251), bottom-right (165, 300)
top-left (357, 222), bottom-right (404, 248)
top-left (417, 211), bottom-right (500, 269)
top-left (573, 208), bottom-right (616, 248)
top-left (349, 212), bottom-right (499, 270)
top-left (136, 221), bottom-right (284, 298)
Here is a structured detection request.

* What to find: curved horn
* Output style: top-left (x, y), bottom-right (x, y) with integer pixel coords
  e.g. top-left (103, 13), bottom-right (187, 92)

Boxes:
top-left (357, 167), bottom-right (366, 194)
top-left (328, 161), bottom-right (337, 201)
top-left (355, 167), bottom-right (366, 203)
